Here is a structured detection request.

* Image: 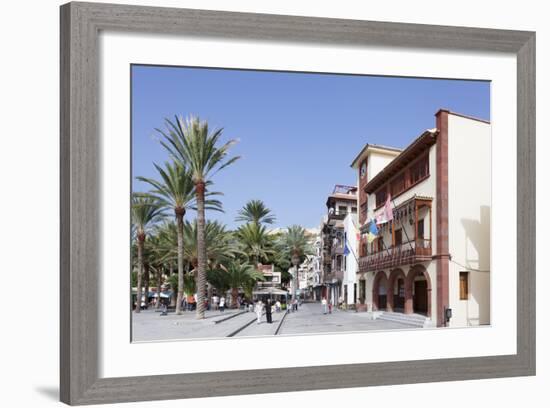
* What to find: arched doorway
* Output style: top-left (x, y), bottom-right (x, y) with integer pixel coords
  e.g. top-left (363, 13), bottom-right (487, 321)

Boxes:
top-left (388, 269), bottom-right (407, 312)
top-left (406, 265), bottom-right (432, 316)
top-left (372, 271), bottom-right (388, 311)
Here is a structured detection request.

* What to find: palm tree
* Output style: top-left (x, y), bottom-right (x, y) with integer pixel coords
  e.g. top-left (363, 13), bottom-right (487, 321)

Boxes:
top-left (235, 222), bottom-right (275, 267)
top-left (279, 225), bottom-right (312, 301)
top-left (182, 220), bottom-right (239, 271)
top-left (158, 115), bottom-right (240, 319)
top-left (241, 272), bottom-right (264, 303)
top-left (206, 268), bottom-right (231, 301)
top-left (235, 199), bottom-right (276, 225)
top-left (224, 261), bottom-right (265, 308)
top-left (150, 222), bottom-right (179, 309)
top-left (136, 161), bottom-right (222, 315)
top-left (131, 195), bottom-right (163, 313)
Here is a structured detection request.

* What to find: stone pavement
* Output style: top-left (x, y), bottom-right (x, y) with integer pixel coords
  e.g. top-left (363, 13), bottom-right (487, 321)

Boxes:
top-left (132, 302), bottom-right (419, 342)
top-left (278, 302), bottom-right (413, 335)
top-left (132, 309), bottom-right (253, 341)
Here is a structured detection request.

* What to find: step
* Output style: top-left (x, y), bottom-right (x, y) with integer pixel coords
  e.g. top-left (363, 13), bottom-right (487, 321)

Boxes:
top-left (377, 312), bottom-right (428, 327)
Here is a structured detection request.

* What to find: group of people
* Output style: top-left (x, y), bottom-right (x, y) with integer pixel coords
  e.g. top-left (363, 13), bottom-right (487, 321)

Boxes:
top-left (210, 295), bottom-right (226, 312)
top-left (253, 299), bottom-right (276, 324)
top-left (321, 297), bottom-right (333, 314)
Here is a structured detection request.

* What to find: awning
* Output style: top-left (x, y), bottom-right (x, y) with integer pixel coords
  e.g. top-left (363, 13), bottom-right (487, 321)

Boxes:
top-left (252, 287), bottom-right (289, 296)
top-left (152, 292), bottom-right (172, 299)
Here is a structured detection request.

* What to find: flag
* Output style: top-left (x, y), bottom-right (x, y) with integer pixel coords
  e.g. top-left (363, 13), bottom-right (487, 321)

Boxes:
top-left (366, 218), bottom-right (378, 243)
top-left (343, 242), bottom-right (350, 256)
top-left (353, 220), bottom-right (361, 242)
top-left (368, 219), bottom-right (379, 235)
top-left (384, 193), bottom-right (394, 222)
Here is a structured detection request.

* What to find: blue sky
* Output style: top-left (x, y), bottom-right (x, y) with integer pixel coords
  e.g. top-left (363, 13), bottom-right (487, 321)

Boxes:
top-left (132, 65), bottom-right (490, 230)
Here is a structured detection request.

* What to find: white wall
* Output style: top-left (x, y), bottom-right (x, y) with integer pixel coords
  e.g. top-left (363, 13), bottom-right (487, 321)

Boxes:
top-left (367, 146), bottom-right (438, 255)
top-left (343, 213), bottom-right (359, 303)
top-left (2, 1), bottom-right (547, 408)
top-left (447, 115), bottom-right (491, 326)
top-left (367, 151), bottom-right (401, 182)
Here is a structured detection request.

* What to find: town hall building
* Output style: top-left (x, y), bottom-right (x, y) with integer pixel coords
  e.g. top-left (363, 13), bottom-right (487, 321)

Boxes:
top-left (350, 109), bottom-right (491, 328)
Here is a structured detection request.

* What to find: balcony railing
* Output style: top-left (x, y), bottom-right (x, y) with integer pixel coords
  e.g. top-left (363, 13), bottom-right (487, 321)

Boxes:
top-left (323, 268), bottom-right (344, 283)
top-left (328, 211), bottom-right (347, 221)
top-left (331, 244), bottom-right (344, 256)
top-left (359, 238), bottom-right (432, 272)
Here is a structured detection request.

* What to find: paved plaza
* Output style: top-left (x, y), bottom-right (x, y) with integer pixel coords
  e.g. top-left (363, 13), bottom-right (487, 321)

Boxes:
top-left (132, 302), bottom-right (415, 342)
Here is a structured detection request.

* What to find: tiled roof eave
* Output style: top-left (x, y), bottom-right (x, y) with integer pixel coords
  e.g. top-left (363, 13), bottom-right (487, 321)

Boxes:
top-left (364, 130), bottom-right (438, 194)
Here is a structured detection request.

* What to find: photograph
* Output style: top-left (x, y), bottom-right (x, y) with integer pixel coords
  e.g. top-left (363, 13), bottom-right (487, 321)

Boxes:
top-left (130, 65), bottom-right (491, 342)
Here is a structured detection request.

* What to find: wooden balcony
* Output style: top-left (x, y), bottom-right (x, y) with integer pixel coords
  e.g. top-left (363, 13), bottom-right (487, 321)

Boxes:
top-left (323, 268), bottom-right (344, 283)
top-left (359, 238), bottom-right (432, 272)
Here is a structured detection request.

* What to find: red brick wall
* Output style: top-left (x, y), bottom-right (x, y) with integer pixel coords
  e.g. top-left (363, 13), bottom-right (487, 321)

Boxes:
top-left (435, 110), bottom-right (450, 327)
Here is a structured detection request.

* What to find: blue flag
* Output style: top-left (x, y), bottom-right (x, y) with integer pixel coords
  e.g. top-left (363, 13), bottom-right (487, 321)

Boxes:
top-left (368, 219), bottom-right (379, 235)
top-left (344, 242), bottom-right (350, 256)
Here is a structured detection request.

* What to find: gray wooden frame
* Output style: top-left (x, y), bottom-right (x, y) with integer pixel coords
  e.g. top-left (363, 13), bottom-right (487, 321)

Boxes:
top-left (60, 1), bottom-right (536, 405)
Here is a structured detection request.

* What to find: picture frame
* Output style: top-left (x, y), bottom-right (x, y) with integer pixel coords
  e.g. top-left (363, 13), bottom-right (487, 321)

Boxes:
top-left (60, 1), bottom-right (535, 405)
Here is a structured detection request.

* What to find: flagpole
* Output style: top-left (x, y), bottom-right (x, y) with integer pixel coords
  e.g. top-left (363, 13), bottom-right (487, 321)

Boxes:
top-left (344, 234), bottom-right (359, 264)
top-left (391, 197), bottom-right (415, 252)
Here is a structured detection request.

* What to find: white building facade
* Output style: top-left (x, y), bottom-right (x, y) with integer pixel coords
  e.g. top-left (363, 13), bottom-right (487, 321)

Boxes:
top-left (320, 186), bottom-right (358, 305)
top-left (341, 212), bottom-right (359, 306)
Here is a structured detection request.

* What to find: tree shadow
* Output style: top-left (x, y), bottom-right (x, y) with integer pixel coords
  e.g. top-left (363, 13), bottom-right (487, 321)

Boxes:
top-left (460, 205), bottom-right (491, 325)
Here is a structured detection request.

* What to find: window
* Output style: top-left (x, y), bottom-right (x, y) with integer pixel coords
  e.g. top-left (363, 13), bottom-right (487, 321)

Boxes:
top-left (394, 229), bottom-right (403, 246)
top-left (338, 205), bottom-right (347, 215)
top-left (351, 206), bottom-right (357, 214)
top-left (391, 174), bottom-right (406, 196)
top-left (377, 238), bottom-right (385, 252)
top-left (459, 272), bottom-right (469, 300)
top-left (417, 218), bottom-right (425, 239)
top-left (409, 156), bottom-right (429, 185)
top-left (376, 189), bottom-right (387, 207)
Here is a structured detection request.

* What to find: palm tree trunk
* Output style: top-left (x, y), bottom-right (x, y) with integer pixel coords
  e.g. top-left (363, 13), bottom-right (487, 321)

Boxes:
top-left (175, 212), bottom-right (185, 315)
top-left (293, 264), bottom-right (299, 302)
top-left (144, 263), bottom-right (150, 310)
top-left (155, 267), bottom-right (162, 310)
top-left (169, 262), bottom-right (175, 307)
top-left (135, 237), bottom-right (144, 313)
top-left (231, 287), bottom-right (239, 309)
top-left (195, 181), bottom-right (207, 319)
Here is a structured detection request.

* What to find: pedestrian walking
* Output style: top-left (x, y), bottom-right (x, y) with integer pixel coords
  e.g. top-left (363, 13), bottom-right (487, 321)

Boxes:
top-left (254, 300), bottom-right (263, 324)
top-left (212, 295), bottom-right (219, 311)
top-left (275, 300), bottom-right (281, 313)
top-left (328, 302), bottom-right (333, 314)
top-left (322, 297), bottom-right (328, 314)
top-left (219, 296), bottom-right (226, 312)
top-left (266, 299), bottom-right (273, 324)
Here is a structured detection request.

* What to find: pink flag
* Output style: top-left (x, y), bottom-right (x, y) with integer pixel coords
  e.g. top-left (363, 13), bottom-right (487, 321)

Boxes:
top-left (384, 194), bottom-right (393, 222)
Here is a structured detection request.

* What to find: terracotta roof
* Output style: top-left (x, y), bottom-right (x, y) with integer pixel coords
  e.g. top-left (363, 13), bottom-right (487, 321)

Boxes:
top-left (327, 193), bottom-right (357, 201)
top-left (350, 143), bottom-right (402, 169)
top-left (364, 129), bottom-right (438, 194)
top-left (438, 109), bottom-right (491, 125)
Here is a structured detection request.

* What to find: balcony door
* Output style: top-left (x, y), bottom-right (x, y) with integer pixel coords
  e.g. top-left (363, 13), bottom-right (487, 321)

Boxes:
top-left (394, 278), bottom-right (405, 311)
top-left (378, 282), bottom-right (387, 310)
top-left (413, 279), bottom-right (428, 315)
